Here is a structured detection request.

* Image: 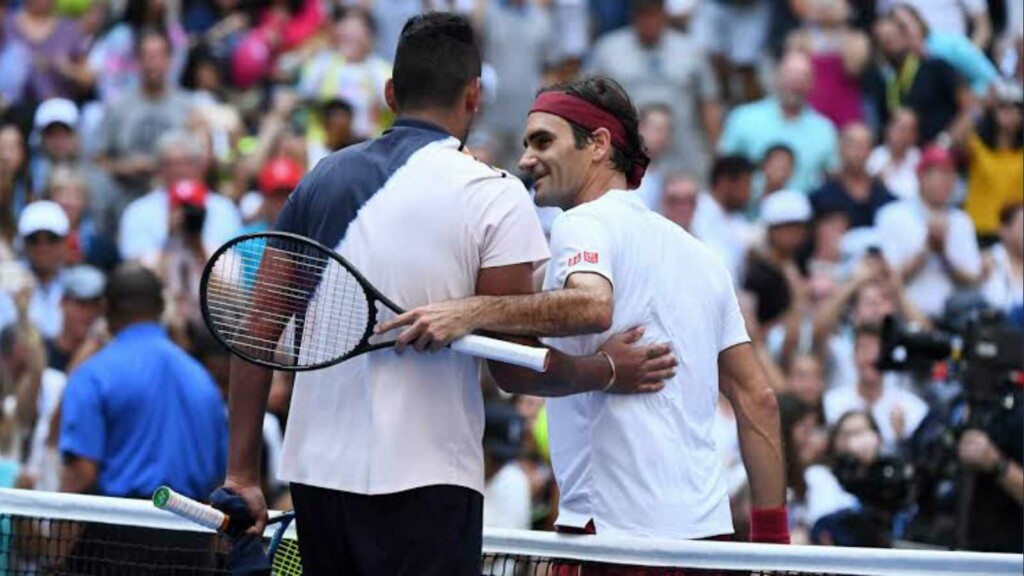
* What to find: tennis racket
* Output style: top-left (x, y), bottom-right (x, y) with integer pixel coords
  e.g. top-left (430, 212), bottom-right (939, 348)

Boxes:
top-left (199, 231), bottom-right (550, 372)
top-left (153, 486), bottom-right (303, 576)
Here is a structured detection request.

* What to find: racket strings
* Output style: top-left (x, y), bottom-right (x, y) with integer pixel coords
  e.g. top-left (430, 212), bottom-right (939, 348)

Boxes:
top-left (205, 237), bottom-right (371, 367)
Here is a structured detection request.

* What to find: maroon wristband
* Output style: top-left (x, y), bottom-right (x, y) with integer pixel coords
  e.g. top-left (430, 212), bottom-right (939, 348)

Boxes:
top-left (750, 507), bottom-right (790, 544)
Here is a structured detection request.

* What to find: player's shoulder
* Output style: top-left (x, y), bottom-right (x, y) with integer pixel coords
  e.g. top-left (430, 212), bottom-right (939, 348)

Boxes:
top-left (427, 141), bottom-right (514, 182)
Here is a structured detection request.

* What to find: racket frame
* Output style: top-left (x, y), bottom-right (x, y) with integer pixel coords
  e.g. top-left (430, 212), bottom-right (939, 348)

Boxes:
top-left (199, 231), bottom-right (405, 372)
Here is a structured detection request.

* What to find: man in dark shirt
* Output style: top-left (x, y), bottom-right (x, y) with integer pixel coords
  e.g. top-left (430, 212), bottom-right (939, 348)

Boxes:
top-left (810, 122), bottom-right (895, 229)
top-left (868, 15), bottom-right (966, 146)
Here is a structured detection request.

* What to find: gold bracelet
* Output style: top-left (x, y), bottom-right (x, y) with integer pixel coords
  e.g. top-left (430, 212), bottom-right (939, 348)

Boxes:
top-left (598, 351), bottom-right (616, 392)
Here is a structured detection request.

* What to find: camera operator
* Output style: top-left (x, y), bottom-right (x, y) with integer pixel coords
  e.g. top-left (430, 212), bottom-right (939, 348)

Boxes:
top-left (957, 394), bottom-right (1023, 552)
top-left (824, 323), bottom-right (928, 448)
top-left (810, 409), bottom-right (912, 548)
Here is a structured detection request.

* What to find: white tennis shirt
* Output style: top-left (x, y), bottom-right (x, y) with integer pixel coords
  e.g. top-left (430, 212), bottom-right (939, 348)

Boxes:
top-left (277, 123), bottom-right (549, 496)
top-left (542, 190), bottom-right (749, 539)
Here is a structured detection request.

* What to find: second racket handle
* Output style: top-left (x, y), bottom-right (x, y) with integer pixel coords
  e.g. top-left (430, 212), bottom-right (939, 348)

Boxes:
top-left (451, 335), bottom-right (550, 372)
top-left (153, 486), bottom-right (228, 532)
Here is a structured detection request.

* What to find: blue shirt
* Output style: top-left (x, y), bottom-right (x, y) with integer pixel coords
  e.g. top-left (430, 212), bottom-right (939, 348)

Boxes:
top-left (719, 98), bottom-right (838, 193)
top-left (60, 323), bottom-right (227, 499)
top-left (927, 33), bottom-right (998, 96)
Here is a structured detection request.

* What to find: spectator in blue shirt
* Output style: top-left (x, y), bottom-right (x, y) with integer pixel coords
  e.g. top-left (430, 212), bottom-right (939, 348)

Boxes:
top-left (59, 263), bottom-right (227, 500)
top-left (719, 51), bottom-right (838, 194)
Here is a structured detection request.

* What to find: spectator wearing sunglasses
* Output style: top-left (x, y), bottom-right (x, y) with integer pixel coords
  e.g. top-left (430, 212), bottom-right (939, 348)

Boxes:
top-left (17, 200), bottom-right (70, 339)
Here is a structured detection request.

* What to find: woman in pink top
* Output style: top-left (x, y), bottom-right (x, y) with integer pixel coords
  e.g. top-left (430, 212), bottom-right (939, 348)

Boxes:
top-left (786, 0), bottom-right (871, 129)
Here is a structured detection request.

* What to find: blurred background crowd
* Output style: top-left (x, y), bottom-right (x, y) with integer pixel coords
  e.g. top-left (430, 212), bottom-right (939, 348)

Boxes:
top-left (0, 0), bottom-right (1021, 555)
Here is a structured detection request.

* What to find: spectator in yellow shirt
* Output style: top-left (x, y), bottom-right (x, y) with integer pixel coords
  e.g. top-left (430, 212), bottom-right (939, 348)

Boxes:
top-left (958, 81), bottom-right (1023, 245)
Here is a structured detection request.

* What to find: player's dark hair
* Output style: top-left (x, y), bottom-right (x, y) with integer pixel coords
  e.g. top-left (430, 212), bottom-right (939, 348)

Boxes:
top-left (710, 154), bottom-right (755, 186)
top-left (537, 76), bottom-right (646, 178)
top-left (105, 263), bottom-right (165, 325)
top-left (392, 13), bottom-right (481, 112)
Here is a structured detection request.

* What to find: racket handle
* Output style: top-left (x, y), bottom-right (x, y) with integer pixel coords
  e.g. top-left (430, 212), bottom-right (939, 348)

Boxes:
top-left (153, 486), bottom-right (228, 532)
top-left (450, 335), bottom-right (550, 372)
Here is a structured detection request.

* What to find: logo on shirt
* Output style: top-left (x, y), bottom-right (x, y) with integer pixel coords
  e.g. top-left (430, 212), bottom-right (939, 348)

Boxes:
top-left (584, 251), bottom-right (599, 264)
top-left (568, 253), bottom-right (582, 267)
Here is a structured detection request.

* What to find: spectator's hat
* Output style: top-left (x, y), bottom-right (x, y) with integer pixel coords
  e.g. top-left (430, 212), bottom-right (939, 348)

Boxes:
top-left (259, 157), bottom-right (303, 195)
top-left (484, 402), bottom-right (525, 462)
top-left (994, 80), bottom-right (1024, 105)
top-left (761, 190), bottom-right (812, 227)
top-left (18, 201), bottom-right (70, 238)
top-left (63, 265), bottom-right (106, 301)
top-left (917, 146), bottom-right (955, 174)
top-left (34, 98), bottom-right (79, 132)
top-left (169, 179), bottom-right (208, 208)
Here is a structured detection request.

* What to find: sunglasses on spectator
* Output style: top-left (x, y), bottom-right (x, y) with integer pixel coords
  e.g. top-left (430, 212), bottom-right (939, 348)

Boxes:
top-left (25, 232), bottom-right (64, 245)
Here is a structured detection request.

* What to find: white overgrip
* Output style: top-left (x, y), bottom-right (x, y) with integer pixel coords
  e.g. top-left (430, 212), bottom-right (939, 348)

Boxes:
top-left (450, 335), bottom-right (549, 372)
top-left (152, 486), bottom-right (227, 532)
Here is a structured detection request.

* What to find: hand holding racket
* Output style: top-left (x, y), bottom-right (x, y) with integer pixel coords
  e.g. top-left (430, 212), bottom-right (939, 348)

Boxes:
top-left (199, 232), bottom-right (550, 372)
top-left (153, 486), bottom-right (302, 575)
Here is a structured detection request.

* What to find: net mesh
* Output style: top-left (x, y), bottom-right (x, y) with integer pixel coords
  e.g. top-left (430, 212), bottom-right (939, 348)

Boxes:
top-left (203, 234), bottom-right (371, 369)
top-left (0, 489), bottom-right (1019, 576)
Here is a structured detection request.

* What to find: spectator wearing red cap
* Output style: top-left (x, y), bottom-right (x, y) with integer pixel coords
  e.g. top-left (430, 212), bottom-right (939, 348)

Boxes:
top-left (244, 156), bottom-right (303, 234)
top-left (153, 178), bottom-right (211, 331)
top-left (118, 131), bottom-right (241, 264)
top-left (875, 146), bottom-right (983, 319)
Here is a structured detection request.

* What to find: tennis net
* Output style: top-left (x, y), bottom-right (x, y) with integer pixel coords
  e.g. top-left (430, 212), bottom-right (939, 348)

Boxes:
top-left (0, 488), bottom-right (1020, 575)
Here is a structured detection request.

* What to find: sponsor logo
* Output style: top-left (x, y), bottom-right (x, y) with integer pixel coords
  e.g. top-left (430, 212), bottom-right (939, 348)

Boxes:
top-left (583, 251), bottom-right (599, 264)
top-left (568, 253), bottom-right (582, 266)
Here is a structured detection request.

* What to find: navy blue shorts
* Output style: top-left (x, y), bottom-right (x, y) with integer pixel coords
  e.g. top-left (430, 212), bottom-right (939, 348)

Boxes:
top-left (290, 483), bottom-right (483, 576)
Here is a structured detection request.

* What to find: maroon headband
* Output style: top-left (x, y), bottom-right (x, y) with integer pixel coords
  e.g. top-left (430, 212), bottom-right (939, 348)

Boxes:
top-left (529, 92), bottom-right (650, 189)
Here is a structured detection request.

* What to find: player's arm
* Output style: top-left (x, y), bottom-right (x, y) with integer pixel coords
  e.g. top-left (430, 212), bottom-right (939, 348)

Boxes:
top-left (719, 342), bottom-right (789, 543)
top-left (473, 263), bottom-right (673, 397)
top-left (379, 271), bottom-right (612, 349)
top-left (378, 211), bottom-right (617, 344)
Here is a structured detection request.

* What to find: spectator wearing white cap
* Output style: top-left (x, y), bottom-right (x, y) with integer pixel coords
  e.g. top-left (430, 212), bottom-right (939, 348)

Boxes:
top-left (118, 131), bottom-right (241, 263)
top-left (743, 190), bottom-right (812, 369)
top-left (875, 146), bottom-right (983, 319)
top-left (18, 201), bottom-right (70, 339)
top-left (29, 98), bottom-right (120, 242)
top-left (44, 265), bottom-right (105, 373)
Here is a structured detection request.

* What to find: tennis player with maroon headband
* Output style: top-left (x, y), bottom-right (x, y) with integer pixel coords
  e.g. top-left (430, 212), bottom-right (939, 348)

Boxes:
top-left (378, 76), bottom-right (790, 547)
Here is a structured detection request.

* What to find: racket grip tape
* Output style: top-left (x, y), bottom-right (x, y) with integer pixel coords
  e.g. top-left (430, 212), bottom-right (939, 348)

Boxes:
top-left (153, 486), bottom-right (229, 532)
top-left (451, 335), bottom-right (550, 372)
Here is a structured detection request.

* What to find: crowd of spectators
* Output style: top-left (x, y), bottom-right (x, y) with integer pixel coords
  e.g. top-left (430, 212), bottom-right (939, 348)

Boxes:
top-left (0, 0), bottom-right (1021, 554)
